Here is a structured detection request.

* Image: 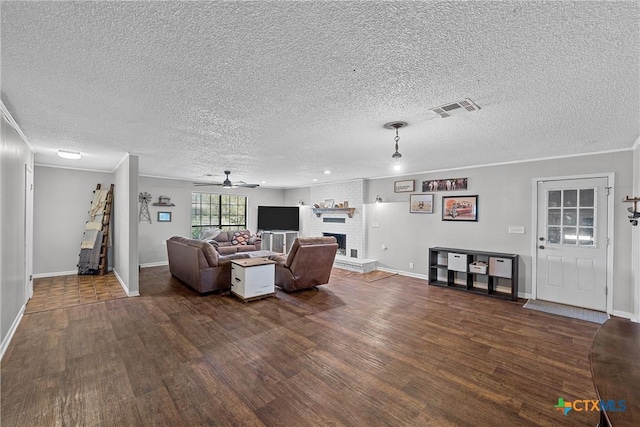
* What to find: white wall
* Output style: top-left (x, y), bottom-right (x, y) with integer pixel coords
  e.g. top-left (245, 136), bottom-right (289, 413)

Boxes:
top-left (33, 166), bottom-right (113, 275)
top-left (137, 177), bottom-right (285, 266)
top-left (1, 111), bottom-right (34, 356)
top-left (365, 151), bottom-right (634, 313)
top-left (113, 154), bottom-right (139, 296)
top-left (138, 176), bottom-right (192, 266)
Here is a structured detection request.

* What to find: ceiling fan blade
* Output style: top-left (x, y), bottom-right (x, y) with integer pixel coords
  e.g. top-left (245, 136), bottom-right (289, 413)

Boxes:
top-left (193, 181), bottom-right (224, 186)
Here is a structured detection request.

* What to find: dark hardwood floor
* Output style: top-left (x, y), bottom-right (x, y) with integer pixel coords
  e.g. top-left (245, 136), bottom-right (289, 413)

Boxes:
top-left (1, 266), bottom-right (600, 426)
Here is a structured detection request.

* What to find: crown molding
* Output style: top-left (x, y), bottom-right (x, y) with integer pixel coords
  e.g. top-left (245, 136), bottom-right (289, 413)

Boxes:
top-left (0, 101), bottom-right (36, 153)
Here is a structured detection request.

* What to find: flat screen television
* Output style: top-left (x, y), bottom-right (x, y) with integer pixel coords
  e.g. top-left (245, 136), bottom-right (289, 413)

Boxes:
top-left (257, 206), bottom-right (300, 231)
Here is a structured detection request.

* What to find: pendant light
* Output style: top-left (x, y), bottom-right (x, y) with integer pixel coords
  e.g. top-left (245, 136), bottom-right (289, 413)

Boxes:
top-left (384, 121), bottom-right (407, 171)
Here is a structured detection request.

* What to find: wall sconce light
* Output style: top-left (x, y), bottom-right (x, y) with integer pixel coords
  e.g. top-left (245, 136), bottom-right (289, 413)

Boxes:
top-left (375, 195), bottom-right (382, 203)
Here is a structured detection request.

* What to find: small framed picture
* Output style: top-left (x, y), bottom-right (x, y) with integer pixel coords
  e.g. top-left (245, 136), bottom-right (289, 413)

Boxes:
top-left (157, 212), bottom-right (172, 222)
top-left (394, 180), bottom-right (415, 193)
top-left (442, 195), bottom-right (478, 221)
top-left (324, 199), bottom-right (335, 208)
top-left (409, 194), bottom-right (434, 213)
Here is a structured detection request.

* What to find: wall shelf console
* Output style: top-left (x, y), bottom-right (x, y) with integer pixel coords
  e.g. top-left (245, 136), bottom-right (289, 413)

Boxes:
top-left (429, 247), bottom-right (519, 301)
top-left (311, 208), bottom-right (356, 218)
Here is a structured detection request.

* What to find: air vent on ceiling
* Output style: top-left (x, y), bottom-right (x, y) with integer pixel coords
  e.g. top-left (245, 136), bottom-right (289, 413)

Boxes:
top-left (430, 98), bottom-right (480, 118)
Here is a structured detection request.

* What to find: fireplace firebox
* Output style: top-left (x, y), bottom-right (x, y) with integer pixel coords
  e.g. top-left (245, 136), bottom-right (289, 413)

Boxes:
top-left (323, 232), bottom-right (346, 256)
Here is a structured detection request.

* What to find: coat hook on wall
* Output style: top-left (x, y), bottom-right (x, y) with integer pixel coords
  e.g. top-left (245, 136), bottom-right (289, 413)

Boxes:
top-left (622, 196), bottom-right (640, 226)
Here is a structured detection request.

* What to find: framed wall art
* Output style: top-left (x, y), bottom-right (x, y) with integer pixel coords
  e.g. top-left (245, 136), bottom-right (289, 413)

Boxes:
top-left (422, 178), bottom-right (468, 192)
top-left (394, 179), bottom-right (415, 193)
top-left (157, 211), bottom-right (172, 222)
top-left (410, 194), bottom-right (434, 214)
top-left (442, 195), bottom-right (478, 221)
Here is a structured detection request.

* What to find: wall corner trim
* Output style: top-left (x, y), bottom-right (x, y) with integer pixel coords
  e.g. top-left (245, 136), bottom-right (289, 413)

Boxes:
top-left (113, 268), bottom-right (139, 297)
top-left (0, 304), bottom-right (25, 361)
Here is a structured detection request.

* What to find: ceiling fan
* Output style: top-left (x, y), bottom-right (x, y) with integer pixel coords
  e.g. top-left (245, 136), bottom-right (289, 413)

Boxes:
top-left (194, 170), bottom-right (260, 188)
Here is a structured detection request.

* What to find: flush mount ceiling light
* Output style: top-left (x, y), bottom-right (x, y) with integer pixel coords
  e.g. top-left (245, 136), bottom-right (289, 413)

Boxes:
top-left (383, 121), bottom-right (407, 171)
top-left (57, 149), bottom-right (81, 160)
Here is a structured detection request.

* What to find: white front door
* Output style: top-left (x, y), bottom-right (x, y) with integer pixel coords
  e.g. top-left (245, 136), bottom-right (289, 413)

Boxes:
top-left (536, 177), bottom-right (608, 311)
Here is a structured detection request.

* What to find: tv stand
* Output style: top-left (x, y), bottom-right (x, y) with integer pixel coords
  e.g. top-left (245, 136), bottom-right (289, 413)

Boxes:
top-left (261, 231), bottom-right (298, 254)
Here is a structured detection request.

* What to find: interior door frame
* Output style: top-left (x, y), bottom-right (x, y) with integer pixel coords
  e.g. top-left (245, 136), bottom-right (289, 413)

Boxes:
top-left (25, 164), bottom-right (33, 300)
top-left (531, 173), bottom-right (614, 314)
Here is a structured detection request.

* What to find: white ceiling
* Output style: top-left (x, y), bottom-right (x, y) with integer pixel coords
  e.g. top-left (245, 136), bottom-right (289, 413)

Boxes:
top-left (2, 1), bottom-right (638, 188)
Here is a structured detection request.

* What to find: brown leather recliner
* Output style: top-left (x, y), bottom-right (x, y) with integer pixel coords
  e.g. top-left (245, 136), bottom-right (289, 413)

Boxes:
top-left (166, 236), bottom-right (248, 293)
top-left (273, 237), bottom-right (338, 292)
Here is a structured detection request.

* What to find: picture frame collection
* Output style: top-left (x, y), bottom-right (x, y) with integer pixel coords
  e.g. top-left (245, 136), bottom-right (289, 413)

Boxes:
top-left (394, 178), bottom-right (477, 221)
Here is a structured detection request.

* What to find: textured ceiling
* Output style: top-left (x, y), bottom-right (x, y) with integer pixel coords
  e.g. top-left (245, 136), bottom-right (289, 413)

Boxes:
top-left (2, 1), bottom-right (638, 188)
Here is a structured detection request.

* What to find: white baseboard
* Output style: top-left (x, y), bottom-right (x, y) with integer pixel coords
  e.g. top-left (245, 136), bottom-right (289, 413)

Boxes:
top-left (32, 270), bottom-right (77, 278)
top-left (113, 268), bottom-right (140, 297)
top-left (518, 292), bottom-right (532, 299)
top-left (611, 310), bottom-right (637, 322)
top-left (1, 304), bottom-right (25, 361)
top-left (140, 261), bottom-right (168, 268)
top-left (376, 267), bottom-right (429, 281)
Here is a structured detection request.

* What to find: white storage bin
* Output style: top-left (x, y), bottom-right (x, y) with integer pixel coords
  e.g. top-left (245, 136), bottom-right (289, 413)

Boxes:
top-left (489, 257), bottom-right (512, 278)
top-left (448, 252), bottom-right (468, 272)
top-left (469, 261), bottom-right (487, 274)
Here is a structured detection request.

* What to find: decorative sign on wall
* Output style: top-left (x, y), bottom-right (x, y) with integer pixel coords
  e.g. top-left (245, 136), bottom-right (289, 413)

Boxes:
top-left (157, 212), bottom-right (172, 222)
top-left (139, 192), bottom-right (152, 223)
top-left (409, 194), bottom-right (434, 213)
top-left (442, 195), bottom-right (478, 221)
top-left (394, 179), bottom-right (415, 193)
top-left (422, 178), bottom-right (468, 192)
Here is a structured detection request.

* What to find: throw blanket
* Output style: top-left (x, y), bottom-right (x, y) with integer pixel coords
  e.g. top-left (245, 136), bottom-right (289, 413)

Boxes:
top-left (77, 230), bottom-right (103, 274)
top-left (85, 221), bottom-right (102, 231)
top-left (80, 229), bottom-right (99, 249)
top-left (89, 189), bottom-right (109, 220)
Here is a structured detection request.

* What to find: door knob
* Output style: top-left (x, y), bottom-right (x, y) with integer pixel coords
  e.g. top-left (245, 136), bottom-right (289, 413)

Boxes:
top-left (539, 245), bottom-right (545, 250)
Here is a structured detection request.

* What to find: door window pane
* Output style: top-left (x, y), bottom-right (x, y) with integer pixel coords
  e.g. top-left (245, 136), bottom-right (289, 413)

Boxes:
top-left (548, 191), bottom-right (561, 207)
top-left (562, 227), bottom-right (577, 245)
top-left (563, 209), bottom-right (577, 226)
top-left (563, 190), bottom-right (577, 207)
top-left (579, 189), bottom-right (594, 207)
top-left (578, 228), bottom-right (594, 246)
top-left (579, 208), bottom-right (594, 226)
top-left (548, 227), bottom-right (561, 244)
top-left (548, 209), bottom-right (561, 226)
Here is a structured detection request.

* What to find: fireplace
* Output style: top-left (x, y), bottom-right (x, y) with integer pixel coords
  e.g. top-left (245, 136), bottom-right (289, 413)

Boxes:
top-left (323, 232), bottom-right (346, 256)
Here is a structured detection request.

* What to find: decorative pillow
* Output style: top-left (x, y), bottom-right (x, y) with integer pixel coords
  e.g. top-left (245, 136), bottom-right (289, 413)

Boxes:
top-left (200, 228), bottom-right (221, 240)
top-left (231, 230), bottom-right (251, 245)
top-left (207, 239), bottom-right (220, 248)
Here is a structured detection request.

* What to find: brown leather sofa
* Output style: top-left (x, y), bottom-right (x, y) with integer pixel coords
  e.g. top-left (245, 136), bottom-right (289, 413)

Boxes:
top-left (273, 236), bottom-right (338, 292)
top-left (167, 236), bottom-right (249, 293)
top-left (206, 230), bottom-right (262, 255)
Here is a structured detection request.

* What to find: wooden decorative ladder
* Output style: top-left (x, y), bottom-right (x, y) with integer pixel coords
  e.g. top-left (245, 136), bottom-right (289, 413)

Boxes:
top-left (97, 183), bottom-right (114, 276)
